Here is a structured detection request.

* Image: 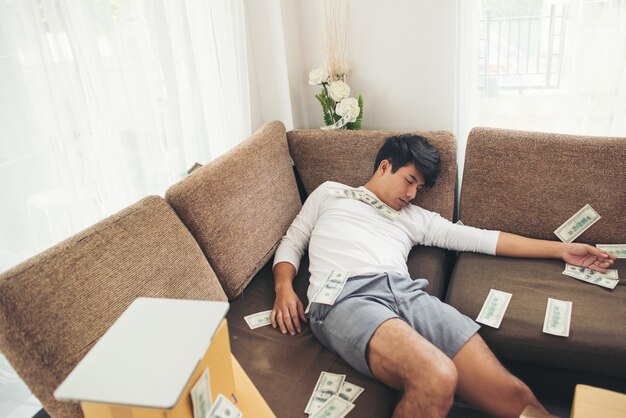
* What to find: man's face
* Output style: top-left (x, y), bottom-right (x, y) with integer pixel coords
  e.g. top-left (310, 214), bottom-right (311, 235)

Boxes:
top-left (378, 160), bottom-right (426, 210)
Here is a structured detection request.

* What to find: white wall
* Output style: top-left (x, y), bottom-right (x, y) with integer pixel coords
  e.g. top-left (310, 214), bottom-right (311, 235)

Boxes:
top-left (278, 0), bottom-right (459, 132)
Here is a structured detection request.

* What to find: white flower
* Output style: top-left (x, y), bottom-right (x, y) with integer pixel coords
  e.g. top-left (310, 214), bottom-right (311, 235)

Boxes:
top-left (328, 80), bottom-right (350, 101)
top-left (335, 97), bottom-right (360, 123)
top-left (308, 67), bottom-right (328, 85)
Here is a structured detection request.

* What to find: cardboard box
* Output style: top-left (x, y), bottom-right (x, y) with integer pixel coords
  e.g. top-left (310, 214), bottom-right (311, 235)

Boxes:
top-left (570, 384), bottom-right (626, 418)
top-left (231, 354), bottom-right (275, 417)
top-left (55, 298), bottom-right (275, 418)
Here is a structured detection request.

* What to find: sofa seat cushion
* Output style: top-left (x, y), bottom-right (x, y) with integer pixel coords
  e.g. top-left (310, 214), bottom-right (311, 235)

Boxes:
top-left (227, 254), bottom-right (398, 417)
top-left (166, 121), bottom-right (301, 299)
top-left (446, 252), bottom-right (626, 378)
top-left (406, 246), bottom-right (454, 299)
top-left (0, 196), bottom-right (227, 418)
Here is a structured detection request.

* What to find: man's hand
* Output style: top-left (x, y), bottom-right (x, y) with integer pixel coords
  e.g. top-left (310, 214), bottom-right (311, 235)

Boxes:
top-left (561, 243), bottom-right (616, 272)
top-left (271, 286), bottom-right (307, 336)
top-left (271, 261), bottom-right (307, 336)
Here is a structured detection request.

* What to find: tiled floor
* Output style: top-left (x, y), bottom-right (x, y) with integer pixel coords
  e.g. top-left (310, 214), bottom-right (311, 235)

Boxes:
top-left (1, 354), bottom-right (42, 418)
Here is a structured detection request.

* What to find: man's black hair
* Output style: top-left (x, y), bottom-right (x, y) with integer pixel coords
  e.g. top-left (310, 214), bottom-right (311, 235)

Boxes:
top-left (373, 134), bottom-right (441, 187)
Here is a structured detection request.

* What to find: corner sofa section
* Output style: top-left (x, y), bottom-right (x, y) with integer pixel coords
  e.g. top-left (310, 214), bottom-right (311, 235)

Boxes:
top-left (446, 127), bottom-right (626, 378)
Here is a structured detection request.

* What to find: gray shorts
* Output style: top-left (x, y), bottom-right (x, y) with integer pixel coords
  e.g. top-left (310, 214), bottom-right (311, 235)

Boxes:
top-left (308, 272), bottom-right (480, 378)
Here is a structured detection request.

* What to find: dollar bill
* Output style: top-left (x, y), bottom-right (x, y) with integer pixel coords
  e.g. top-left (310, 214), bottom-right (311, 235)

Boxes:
top-left (190, 368), bottom-right (212, 418)
top-left (562, 265), bottom-right (618, 290)
top-left (337, 381), bottom-right (364, 403)
top-left (554, 204), bottom-right (601, 243)
top-left (475, 289), bottom-right (512, 329)
top-left (304, 372), bottom-right (346, 414)
top-left (311, 270), bottom-right (350, 305)
top-left (543, 298), bottom-right (572, 337)
top-left (327, 185), bottom-right (365, 201)
top-left (357, 189), bottom-right (400, 220)
top-left (309, 395), bottom-right (355, 418)
top-left (207, 393), bottom-right (242, 418)
top-left (326, 185), bottom-right (400, 220)
top-left (563, 263), bottom-right (618, 280)
top-left (327, 186), bottom-right (353, 198)
top-left (244, 310), bottom-right (272, 329)
top-left (596, 244), bottom-right (626, 259)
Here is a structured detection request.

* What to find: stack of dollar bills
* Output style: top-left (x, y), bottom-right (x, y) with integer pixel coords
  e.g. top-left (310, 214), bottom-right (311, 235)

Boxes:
top-left (191, 368), bottom-right (242, 418)
top-left (305, 371), bottom-right (364, 417)
top-left (562, 263), bottom-right (619, 289)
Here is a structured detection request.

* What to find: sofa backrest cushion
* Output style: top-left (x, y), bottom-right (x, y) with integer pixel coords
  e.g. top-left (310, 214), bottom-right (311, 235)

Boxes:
top-left (0, 196), bottom-right (227, 418)
top-left (165, 121), bottom-right (302, 299)
top-left (287, 129), bottom-right (457, 220)
top-left (461, 127), bottom-right (626, 243)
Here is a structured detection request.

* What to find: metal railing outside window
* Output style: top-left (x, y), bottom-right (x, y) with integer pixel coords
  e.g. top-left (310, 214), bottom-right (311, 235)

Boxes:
top-left (479, 4), bottom-right (568, 93)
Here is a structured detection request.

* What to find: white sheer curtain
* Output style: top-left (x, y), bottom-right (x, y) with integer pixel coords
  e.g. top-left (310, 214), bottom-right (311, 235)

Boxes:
top-left (457, 0), bottom-right (626, 184)
top-left (0, 0), bottom-right (250, 272)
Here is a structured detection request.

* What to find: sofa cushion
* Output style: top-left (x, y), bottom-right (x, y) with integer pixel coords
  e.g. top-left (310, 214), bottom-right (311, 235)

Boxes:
top-left (227, 254), bottom-right (398, 417)
top-left (406, 246), bottom-right (454, 299)
top-left (287, 129), bottom-right (457, 299)
top-left (287, 129), bottom-right (457, 220)
top-left (460, 127), bottom-right (626, 243)
top-left (0, 196), bottom-right (227, 418)
top-left (446, 253), bottom-right (626, 378)
top-left (166, 121), bottom-right (301, 299)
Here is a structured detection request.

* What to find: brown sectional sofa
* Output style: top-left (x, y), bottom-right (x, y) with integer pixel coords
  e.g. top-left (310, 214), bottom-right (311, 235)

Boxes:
top-left (0, 121), bottom-right (624, 418)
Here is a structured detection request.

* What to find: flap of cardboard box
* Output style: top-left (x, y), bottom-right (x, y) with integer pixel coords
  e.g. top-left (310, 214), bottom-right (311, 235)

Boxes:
top-left (55, 298), bottom-right (229, 409)
top-left (571, 384), bottom-right (626, 418)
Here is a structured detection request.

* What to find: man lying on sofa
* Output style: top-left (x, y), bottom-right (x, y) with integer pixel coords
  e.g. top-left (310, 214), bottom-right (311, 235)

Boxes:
top-left (270, 134), bottom-right (615, 418)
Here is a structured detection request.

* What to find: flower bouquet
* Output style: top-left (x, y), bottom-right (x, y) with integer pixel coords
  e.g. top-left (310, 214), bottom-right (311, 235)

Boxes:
top-left (308, 66), bottom-right (363, 130)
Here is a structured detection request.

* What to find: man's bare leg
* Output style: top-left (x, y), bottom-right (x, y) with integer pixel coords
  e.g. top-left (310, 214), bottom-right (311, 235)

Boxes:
top-left (453, 334), bottom-right (547, 418)
top-left (367, 318), bottom-right (457, 418)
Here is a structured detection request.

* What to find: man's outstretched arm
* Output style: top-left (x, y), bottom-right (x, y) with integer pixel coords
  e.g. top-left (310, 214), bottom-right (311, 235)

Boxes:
top-left (495, 232), bottom-right (616, 271)
top-left (271, 261), bottom-right (307, 335)
top-left (270, 183), bottom-right (330, 336)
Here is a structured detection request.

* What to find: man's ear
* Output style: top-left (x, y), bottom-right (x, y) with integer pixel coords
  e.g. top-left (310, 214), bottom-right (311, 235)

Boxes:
top-left (380, 159), bottom-right (391, 174)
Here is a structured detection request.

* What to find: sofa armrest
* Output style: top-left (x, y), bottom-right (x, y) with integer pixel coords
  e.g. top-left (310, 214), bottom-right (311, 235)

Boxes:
top-left (0, 196), bottom-right (226, 418)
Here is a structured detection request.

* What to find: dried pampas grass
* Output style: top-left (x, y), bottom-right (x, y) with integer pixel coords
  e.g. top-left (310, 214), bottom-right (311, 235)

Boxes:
top-left (323, 0), bottom-right (351, 82)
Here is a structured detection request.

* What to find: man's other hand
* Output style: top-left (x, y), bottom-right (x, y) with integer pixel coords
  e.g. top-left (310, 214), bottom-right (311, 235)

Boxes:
top-left (561, 243), bottom-right (616, 272)
top-left (271, 286), bottom-right (307, 336)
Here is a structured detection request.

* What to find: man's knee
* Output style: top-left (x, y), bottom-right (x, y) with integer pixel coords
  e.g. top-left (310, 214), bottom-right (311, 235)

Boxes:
top-left (507, 376), bottom-right (538, 406)
top-left (406, 354), bottom-right (458, 401)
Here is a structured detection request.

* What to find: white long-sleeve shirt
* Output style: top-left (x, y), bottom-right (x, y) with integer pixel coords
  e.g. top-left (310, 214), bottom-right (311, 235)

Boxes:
top-left (273, 181), bottom-right (500, 308)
